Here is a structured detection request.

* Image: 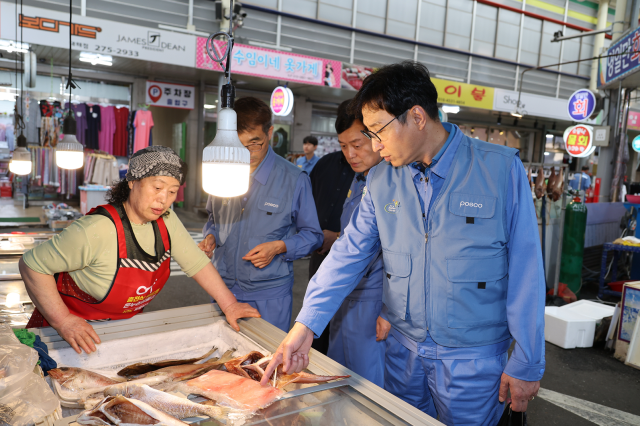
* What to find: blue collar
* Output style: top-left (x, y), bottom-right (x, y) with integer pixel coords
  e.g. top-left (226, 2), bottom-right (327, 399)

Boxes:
top-left (409, 122), bottom-right (460, 179)
top-left (252, 147), bottom-right (275, 186)
top-left (302, 154), bottom-right (317, 164)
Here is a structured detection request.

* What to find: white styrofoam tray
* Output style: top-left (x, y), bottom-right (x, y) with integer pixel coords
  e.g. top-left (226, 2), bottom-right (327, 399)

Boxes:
top-left (545, 301), bottom-right (615, 349)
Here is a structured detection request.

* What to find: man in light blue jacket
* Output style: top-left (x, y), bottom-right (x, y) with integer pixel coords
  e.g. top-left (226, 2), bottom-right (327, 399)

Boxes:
top-left (262, 62), bottom-right (545, 425)
top-left (199, 97), bottom-right (323, 332)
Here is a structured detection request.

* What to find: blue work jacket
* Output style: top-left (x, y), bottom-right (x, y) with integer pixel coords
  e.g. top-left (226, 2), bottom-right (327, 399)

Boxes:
top-left (296, 154), bottom-right (319, 175)
top-left (298, 123), bottom-right (546, 382)
top-left (204, 147), bottom-right (323, 292)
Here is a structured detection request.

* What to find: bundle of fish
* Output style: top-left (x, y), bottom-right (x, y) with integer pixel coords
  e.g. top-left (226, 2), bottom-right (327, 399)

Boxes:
top-left (61, 348), bottom-right (349, 425)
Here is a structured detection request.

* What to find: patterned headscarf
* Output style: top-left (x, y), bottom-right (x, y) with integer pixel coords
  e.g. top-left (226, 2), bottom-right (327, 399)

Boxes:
top-left (126, 146), bottom-right (187, 185)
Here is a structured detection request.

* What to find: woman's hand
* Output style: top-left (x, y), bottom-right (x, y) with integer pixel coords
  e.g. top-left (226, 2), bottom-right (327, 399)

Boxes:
top-left (221, 302), bottom-right (261, 331)
top-left (53, 314), bottom-right (102, 354)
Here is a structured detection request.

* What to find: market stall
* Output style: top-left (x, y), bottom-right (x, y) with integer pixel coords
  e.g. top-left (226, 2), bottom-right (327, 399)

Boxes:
top-left (30, 304), bottom-right (441, 426)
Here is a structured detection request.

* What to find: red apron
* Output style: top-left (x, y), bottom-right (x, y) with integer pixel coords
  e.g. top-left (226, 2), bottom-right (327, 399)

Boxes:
top-left (27, 204), bottom-right (171, 328)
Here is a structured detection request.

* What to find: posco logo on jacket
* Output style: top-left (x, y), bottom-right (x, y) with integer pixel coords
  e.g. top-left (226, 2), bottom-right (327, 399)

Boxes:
top-left (460, 201), bottom-right (483, 208)
top-left (265, 202), bottom-right (279, 208)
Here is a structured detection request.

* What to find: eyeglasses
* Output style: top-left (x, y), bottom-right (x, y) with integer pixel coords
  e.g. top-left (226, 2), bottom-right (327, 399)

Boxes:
top-left (361, 110), bottom-right (409, 142)
top-left (244, 135), bottom-right (268, 152)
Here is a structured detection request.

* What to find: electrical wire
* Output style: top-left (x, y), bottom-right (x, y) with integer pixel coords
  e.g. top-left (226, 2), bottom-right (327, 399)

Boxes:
top-left (205, 0), bottom-right (235, 84)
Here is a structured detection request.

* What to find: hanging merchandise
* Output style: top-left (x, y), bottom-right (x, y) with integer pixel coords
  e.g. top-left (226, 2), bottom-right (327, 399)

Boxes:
top-left (113, 106), bottom-right (130, 156)
top-left (133, 109), bottom-right (154, 153)
top-left (27, 146), bottom-right (77, 197)
top-left (17, 94), bottom-right (40, 144)
top-left (65, 102), bottom-right (88, 146)
top-left (127, 109), bottom-right (135, 157)
top-left (98, 105), bottom-right (116, 154)
top-left (83, 151), bottom-right (118, 186)
top-left (85, 104), bottom-right (101, 150)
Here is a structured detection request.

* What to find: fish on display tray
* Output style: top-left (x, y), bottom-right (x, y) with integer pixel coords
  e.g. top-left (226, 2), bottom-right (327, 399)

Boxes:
top-left (117, 346), bottom-right (218, 377)
top-left (78, 395), bottom-right (187, 426)
top-left (128, 349), bottom-right (236, 381)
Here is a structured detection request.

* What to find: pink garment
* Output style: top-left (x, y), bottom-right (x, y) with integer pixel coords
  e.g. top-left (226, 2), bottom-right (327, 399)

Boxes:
top-left (98, 106), bottom-right (116, 154)
top-left (133, 110), bottom-right (154, 153)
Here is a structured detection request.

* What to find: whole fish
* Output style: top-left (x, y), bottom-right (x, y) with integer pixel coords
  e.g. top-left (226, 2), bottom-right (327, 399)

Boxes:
top-left (79, 376), bottom-right (170, 404)
top-left (552, 167), bottom-right (563, 201)
top-left (104, 383), bottom-right (229, 420)
top-left (49, 367), bottom-right (124, 394)
top-left (547, 167), bottom-right (556, 196)
top-left (535, 166), bottom-right (546, 199)
top-left (78, 395), bottom-right (187, 426)
top-left (131, 349), bottom-right (236, 381)
top-left (117, 346), bottom-right (217, 377)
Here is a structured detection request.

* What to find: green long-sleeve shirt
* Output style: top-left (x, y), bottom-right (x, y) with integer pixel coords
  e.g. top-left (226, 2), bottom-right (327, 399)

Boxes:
top-left (23, 209), bottom-right (210, 300)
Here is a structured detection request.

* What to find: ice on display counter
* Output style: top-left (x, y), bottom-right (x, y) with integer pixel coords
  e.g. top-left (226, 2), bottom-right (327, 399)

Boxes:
top-left (31, 304), bottom-right (441, 426)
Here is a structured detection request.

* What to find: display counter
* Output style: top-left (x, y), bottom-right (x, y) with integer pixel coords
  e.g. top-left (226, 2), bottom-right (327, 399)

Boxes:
top-left (31, 304), bottom-right (442, 426)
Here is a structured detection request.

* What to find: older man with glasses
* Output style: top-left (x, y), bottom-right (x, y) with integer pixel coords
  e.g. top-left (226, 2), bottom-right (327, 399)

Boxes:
top-left (199, 97), bottom-right (323, 332)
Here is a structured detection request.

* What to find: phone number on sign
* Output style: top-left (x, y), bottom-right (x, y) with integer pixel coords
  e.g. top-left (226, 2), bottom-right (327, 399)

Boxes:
top-left (95, 45), bottom-right (139, 57)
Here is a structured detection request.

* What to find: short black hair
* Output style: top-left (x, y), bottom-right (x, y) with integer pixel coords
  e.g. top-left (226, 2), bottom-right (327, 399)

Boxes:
top-left (335, 99), bottom-right (356, 134)
top-left (303, 135), bottom-right (318, 146)
top-left (235, 97), bottom-right (272, 135)
top-left (581, 165), bottom-right (590, 171)
top-left (349, 61), bottom-right (439, 123)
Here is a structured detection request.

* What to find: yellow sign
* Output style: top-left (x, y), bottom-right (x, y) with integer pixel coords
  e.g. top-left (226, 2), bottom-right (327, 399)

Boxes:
top-left (431, 78), bottom-right (494, 110)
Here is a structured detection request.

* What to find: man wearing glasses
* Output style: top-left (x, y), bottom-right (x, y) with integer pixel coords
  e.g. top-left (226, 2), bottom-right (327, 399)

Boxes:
top-left (262, 62), bottom-right (545, 425)
top-left (199, 97), bottom-right (323, 332)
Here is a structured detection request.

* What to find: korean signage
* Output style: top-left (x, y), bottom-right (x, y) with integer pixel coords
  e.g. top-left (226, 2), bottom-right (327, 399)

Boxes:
top-left (563, 124), bottom-right (594, 158)
top-left (431, 79), bottom-right (494, 110)
top-left (0, 3), bottom-right (196, 67)
top-left (270, 86), bottom-right (293, 116)
top-left (196, 38), bottom-right (341, 88)
top-left (145, 81), bottom-right (194, 109)
top-left (632, 135), bottom-right (640, 153)
top-left (567, 89), bottom-right (596, 122)
top-left (493, 89), bottom-right (568, 120)
top-left (602, 26), bottom-right (640, 85)
top-left (629, 111), bottom-right (640, 131)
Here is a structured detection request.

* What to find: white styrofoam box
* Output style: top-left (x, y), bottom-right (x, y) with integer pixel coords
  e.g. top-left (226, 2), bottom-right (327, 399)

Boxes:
top-left (559, 300), bottom-right (616, 322)
top-left (544, 306), bottom-right (597, 349)
top-left (48, 320), bottom-right (269, 375)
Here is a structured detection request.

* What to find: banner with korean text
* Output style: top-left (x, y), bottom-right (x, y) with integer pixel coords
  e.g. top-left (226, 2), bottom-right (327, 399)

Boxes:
top-left (431, 79), bottom-right (494, 110)
top-left (601, 25), bottom-right (640, 85)
top-left (196, 38), bottom-right (341, 88)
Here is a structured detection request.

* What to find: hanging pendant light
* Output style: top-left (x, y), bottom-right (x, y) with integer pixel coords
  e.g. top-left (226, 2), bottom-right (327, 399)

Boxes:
top-left (56, 112), bottom-right (83, 169)
top-left (56, 0), bottom-right (83, 170)
top-left (9, 133), bottom-right (31, 175)
top-left (201, 0), bottom-right (249, 197)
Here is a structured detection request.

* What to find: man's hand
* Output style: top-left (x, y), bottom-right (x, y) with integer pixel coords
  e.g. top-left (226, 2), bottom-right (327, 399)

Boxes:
top-left (220, 302), bottom-right (261, 331)
top-left (317, 230), bottom-right (339, 255)
top-left (242, 241), bottom-right (286, 268)
top-left (376, 316), bottom-right (391, 341)
top-left (499, 373), bottom-right (540, 412)
top-left (260, 322), bottom-right (314, 386)
top-left (53, 314), bottom-right (101, 355)
top-left (198, 234), bottom-right (216, 258)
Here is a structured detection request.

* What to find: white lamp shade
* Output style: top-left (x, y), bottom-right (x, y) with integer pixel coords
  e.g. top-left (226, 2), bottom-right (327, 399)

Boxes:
top-left (202, 108), bottom-right (251, 197)
top-left (9, 160), bottom-right (31, 175)
top-left (56, 133), bottom-right (84, 170)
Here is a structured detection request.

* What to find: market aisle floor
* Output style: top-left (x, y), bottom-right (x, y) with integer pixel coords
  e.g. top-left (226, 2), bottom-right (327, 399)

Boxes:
top-left (150, 253), bottom-right (640, 426)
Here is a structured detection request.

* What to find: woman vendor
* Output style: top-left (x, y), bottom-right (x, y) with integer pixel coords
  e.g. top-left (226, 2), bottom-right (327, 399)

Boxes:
top-left (20, 146), bottom-right (260, 354)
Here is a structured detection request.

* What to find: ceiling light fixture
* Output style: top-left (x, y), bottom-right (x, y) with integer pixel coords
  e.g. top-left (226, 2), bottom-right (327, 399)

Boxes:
top-left (204, 104), bottom-right (216, 109)
top-left (9, 133), bottom-right (31, 175)
top-left (11, 0), bottom-right (31, 177)
top-left (0, 39), bottom-right (28, 53)
top-left (79, 52), bottom-right (113, 66)
top-left (201, 0), bottom-right (250, 197)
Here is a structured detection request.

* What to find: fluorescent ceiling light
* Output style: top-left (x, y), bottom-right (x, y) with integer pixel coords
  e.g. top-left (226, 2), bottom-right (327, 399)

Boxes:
top-left (79, 52), bottom-right (112, 66)
top-left (0, 39), bottom-right (29, 53)
top-left (546, 134), bottom-right (554, 139)
top-left (510, 111), bottom-right (523, 118)
top-left (204, 104), bottom-right (216, 109)
top-left (442, 105), bottom-right (460, 114)
top-left (157, 24), bottom-right (210, 37)
top-left (544, 152), bottom-right (550, 156)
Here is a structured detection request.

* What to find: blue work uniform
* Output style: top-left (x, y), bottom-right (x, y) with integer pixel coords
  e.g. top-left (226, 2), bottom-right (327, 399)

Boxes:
top-left (568, 171), bottom-right (591, 191)
top-left (326, 173), bottom-right (385, 387)
top-left (204, 147), bottom-right (323, 332)
top-left (296, 154), bottom-right (319, 175)
top-left (297, 123), bottom-right (546, 425)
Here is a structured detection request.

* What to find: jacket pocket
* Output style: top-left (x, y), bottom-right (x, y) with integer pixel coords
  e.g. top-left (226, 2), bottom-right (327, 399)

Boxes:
top-left (257, 196), bottom-right (285, 214)
top-left (449, 193), bottom-right (497, 219)
top-left (382, 250), bottom-right (411, 320)
top-left (247, 237), bottom-right (291, 282)
top-left (446, 254), bottom-right (508, 328)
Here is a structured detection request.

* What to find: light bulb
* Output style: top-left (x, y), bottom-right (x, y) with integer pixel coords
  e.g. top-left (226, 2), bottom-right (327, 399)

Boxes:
top-left (9, 146), bottom-right (31, 175)
top-left (56, 149), bottom-right (84, 169)
top-left (57, 114), bottom-right (84, 170)
top-left (5, 292), bottom-right (20, 307)
top-left (202, 107), bottom-right (250, 197)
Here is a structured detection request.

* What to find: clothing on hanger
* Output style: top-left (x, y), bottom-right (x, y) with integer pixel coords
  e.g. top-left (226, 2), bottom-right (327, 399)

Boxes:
top-left (98, 106), bottom-right (116, 154)
top-left (86, 104), bottom-right (101, 150)
top-left (65, 102), bottom-right (88, 146)
top-left (133, 110), bottom-right (153, 154)
top-left (127, 110), bottom-right (136, 157)
top-left (113, 107), bottom-right (130, 157)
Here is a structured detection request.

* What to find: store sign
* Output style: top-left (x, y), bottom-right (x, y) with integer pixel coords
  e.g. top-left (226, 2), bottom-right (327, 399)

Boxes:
top-left (270, 86), bottom-right (293, 116)
top-left (629, 111), bottom-right (640, 131)
top-left (196, 38), bottom-right (341, 88)
top-left (563, 124), bottom-right (594, 158)
top-left (431, 79), bottom-right (494, 110)
top-left (633, 135), bottom-right (640, 153)
top-left (493, 88), bottom-right (567, 120)
top-left (145, 81), bottom-right (194, 109)
top-left (0, 3), bottom-right (196, 67)
top-left (567, 89), bottom-right (596, 122)
top-left (602, 26), bottom-right (640, 85)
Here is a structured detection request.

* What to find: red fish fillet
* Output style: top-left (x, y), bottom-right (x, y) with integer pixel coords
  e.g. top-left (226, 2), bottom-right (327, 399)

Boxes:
top-left (183, 370), bottom-right (283, 411)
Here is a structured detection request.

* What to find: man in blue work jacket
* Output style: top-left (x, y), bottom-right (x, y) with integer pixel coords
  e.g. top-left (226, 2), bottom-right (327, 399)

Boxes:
top-left (262, 62), bottom-right (545, 425)
top-left (296, 136), bottom-right (320, 174)
top-left (325, 99), bottom-right (389, 387)
top-left (569, 165), bottom-right (591, 192)
top-left (199, 97), bottom-right (323, 332)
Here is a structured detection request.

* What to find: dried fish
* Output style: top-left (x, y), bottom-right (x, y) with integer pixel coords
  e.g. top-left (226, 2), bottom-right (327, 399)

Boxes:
top-left (131, 349), bottom-right (236, 381)
top-left (117, 346), bottom-right (217, 377)
top-left (78, 395), bottom-right (187, 426)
